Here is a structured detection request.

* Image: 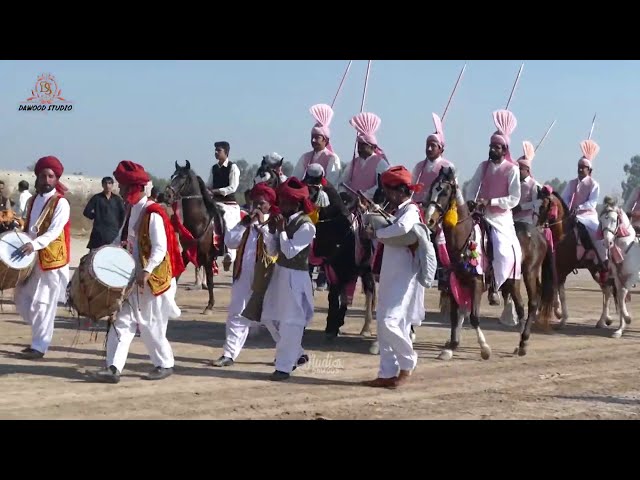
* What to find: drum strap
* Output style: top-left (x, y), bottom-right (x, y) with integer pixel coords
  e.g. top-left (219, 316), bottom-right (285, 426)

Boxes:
top-left (31, 196), bottom-right (58, 234)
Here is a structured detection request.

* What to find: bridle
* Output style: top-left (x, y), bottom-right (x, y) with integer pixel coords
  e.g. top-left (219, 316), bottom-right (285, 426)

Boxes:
top-left (426, 177), bottom-right (472, 228)
top-left (166, 171), bottom-right (203, 203)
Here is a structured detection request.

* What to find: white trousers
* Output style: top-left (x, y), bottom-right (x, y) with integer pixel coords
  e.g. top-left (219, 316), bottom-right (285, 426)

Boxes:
top-left (377, 314), bottom-right (417, 379)
top-left (260, 318), bottom-right (305, 373)
top-left (23, 301), bottom-right (57, 354)
top-left (219, 203), bottom-right (242, 263)
top-left (106, 298), bottom-right (175, 372)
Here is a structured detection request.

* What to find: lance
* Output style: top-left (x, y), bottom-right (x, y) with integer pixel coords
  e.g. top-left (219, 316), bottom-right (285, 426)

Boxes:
top-left (352, 60), bottom-right (373, 160)
top-left (535, 119), bottom-right (556, 152)
top-left (331, 60), bottom-right (352, 108)
top-left (588, 113), bottom-right (597, 140)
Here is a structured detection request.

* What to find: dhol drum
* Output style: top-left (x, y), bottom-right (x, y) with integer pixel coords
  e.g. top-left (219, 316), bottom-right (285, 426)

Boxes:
top-left (362, 211), bottom-right (419, 247)
top-left (0, 230), bottom-right (36, 291)
top-left (67, 245), bottom-right (136, 321)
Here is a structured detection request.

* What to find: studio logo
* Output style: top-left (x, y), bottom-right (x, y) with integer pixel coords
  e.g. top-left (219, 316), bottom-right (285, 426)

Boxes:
top-left (18, 73), bottom-right (73, 112)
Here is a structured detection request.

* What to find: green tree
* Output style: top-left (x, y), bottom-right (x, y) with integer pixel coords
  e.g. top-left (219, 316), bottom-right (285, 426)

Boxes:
top-left (545, 177), bottom-right (567, 194)
top-left (148, 173), bottom-right (169, 191)
top-left (621, 155), bottom-right (640, 202)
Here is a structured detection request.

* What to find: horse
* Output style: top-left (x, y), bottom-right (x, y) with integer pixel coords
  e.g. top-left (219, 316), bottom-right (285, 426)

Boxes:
top-left (598, 197), bottom-right (640, 338)
top-left (165, 160), bottom-right (226, 314)
top-left (537, 187), bottom-right (617, 330)
top-left (423, 167), bottom-right (556, 359)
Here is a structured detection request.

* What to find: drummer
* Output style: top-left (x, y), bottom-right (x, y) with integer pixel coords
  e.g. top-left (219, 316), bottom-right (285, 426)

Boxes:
top-left (92, 161), bottom-right (185, 383)
top-left (12, 156), bottom-right (71, 360)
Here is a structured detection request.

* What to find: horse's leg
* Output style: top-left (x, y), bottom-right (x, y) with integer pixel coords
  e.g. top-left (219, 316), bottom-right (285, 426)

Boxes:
top-left (499, 281), bottom-right (518, 327)
top-left (517, 272), bottom-right (537, 356)
top-left (596, 281), bottom-right (614, 328)
top-left (470, 277), bottom-right (491, 360)
top-left (361, 271), bottom-right (375, 337)
top-left (612, 274), bottom-right (630, 338)
top-left (325, 283), bottom-right (341, 340)
top-left (555, 282), bottom-right (569, 329)
top-left (202, 255), bottom-right (215, 314)
top-left (437, 294), bottom-right (462, 361)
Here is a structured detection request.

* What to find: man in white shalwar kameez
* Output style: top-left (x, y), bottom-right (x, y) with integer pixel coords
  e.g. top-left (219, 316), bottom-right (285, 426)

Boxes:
top-left (13, 156), bottom-right (71, 360)
top-left (212, 183), bottom-right (278, 367)
top-left (560, 139), bottom-right (607, 276)
top-left (92, 161), bottom-right (185, 383)
top-left (260, 177), bottom-right (316, 381)
top-left (463, 110), bottom-right (522, 302)
top-left (362, 166), bottom-right (429, 388)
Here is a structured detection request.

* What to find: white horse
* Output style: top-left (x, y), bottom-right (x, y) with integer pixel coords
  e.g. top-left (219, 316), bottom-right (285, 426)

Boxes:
top-left (599, 198), bottom-right (640, 338)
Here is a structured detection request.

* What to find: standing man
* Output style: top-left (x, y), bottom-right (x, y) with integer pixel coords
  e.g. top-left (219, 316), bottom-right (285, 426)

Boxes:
top-left (261, 178), bottom-right (316, 381)
top-left (362, 166), bottom-right (430, 389)
top-left (292, 104), bottom-right (342, 186)
top-left (206, 141), bottom-right (241, 271)
top-left (339, 112), bottom-right (391, 201)
top-left (211, 183), bottom-right (278, 367)
top-left (83, 176), bottom-right (126, 251)
top-left (560, 139), bottom-right (607, 273)
top-left (92, 161), bottom-right (185, 383)
top-left (464, 110), bottom-right (522, 302)
top-left (12, 156), bottom-right (71, 359)
top-left (14, 180), bottom-right (33, 220)
top-left (0, 180), bottom-right (11, 212)
top-left (513, 141), bottom-right (542, 225)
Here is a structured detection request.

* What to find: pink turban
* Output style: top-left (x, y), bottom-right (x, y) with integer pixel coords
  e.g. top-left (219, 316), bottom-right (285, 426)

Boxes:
top-left (490, 110), bottom-right (518, 163)
top-left (350, 111), bottom-right (388, 161)
top-left (517, 141), bottom-right (535, 169)
top-left (427, 113), bottom-right (445, 148)
top-left (35, 155), bottom-right (67, 195)
top-left (310, 104), bottom-right (334, 153)
top-left (578, 139), bottom-right (600, 169)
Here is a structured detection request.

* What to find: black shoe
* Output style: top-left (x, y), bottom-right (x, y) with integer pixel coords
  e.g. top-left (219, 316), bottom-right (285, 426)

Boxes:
top-left (144, 367), bottom-right (174, 381)
top-left (297, 354), bottom-right (309, 366)
top-left (19, 348), bottom-right (44, 360)
top-left (92, 366), bottom-right (121, 384)
top-left (212, 355), bottom-right (234, 367)
top-left (269, 370), bottom-right (290, 381)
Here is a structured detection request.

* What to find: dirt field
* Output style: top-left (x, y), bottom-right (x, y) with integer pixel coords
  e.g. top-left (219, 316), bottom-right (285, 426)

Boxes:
top-left (1, 236), bottom-right (639, 419)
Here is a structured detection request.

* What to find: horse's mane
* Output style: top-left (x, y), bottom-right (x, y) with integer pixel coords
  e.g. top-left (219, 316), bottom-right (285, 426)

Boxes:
top-left (194, 173), bottom-right (222, 219)
top-left (551, 190), bottom-right (570, 214)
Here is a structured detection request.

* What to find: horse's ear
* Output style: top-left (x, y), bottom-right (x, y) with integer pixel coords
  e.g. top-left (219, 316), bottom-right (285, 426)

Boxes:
top-left (186, 160), bottom-right (191, 170)
top-left (175, 161), bottom-right (179, 171)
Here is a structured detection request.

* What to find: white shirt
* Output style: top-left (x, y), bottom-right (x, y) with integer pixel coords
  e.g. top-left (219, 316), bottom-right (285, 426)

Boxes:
top-left (264, 211), bottom-right (316, 259)
top-left (292, 148), bottom-right (342, 186)
top-left (15, 190), bottom-right (32, 218)
top-left (206, 158), bottom-right (240, 196)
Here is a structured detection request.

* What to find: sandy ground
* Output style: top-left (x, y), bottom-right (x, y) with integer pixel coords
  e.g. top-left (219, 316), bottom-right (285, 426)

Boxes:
top-left (1, 236), bottom-right (639, 420)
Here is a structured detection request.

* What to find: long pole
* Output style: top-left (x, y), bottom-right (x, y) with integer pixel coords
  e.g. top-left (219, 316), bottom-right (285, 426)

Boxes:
top-left (331, 60), bottom-right (352, 108)
top-left (352, 60), bottom-right (372, 159)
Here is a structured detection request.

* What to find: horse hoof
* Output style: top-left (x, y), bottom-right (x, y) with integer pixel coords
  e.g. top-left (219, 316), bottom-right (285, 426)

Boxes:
top-left (360, 328), bottom-right (372, 337)
top-left (369, 342), bottom-right (380, 355)
top-left (513, 347), bottom-right (519, 355)
top-left (612, 330), bottom-right (623, 339)
top-left (202, 309), bottom-right (213, 315)
top-left (518, 347), bottom-right (527, 357)
top-left (438, 349), bottom-right (453, 361)
top-left (554, 309), bottom-right (562, 320)
top-left (624, 315), bottom-right (632, 325)
top-left (480, 346), bottom-right (491, 360)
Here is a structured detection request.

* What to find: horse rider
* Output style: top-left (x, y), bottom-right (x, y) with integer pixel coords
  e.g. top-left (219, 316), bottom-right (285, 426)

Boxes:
top-left (513, 141), bottom-right (542, 225)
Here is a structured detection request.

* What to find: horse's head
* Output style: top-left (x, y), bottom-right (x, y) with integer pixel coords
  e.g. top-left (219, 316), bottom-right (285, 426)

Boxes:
top-left (536, 185), bottom-right (563, 227)
top-left (423, 166), bottom-right (457, 232)
top-left (166, 160), bottom-right (199, 204)
top-left (599, 196), bottom-right (620, 251)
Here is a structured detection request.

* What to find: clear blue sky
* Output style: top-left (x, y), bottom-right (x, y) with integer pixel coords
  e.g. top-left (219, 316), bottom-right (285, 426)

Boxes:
top-left (1, 60), bottom-right (637, 196)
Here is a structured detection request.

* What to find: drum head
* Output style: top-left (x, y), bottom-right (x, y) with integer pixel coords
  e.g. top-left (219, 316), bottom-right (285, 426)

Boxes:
top-left (0, 231), bottom-right (36, 270)
top-left (91, 246), bottom-right (136, 288)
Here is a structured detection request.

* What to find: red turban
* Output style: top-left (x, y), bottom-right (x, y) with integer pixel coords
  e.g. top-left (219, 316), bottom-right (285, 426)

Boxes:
top-left (277, 177), bottom-right (315, 214)
top-left (34, 156), bottom-right (67, 195)
top-left (380, 166), bottom-right (423, 192)
top-left (250, 183), bottom-right (277, 205)
top-left (113, 160), bottom-right (150, 187)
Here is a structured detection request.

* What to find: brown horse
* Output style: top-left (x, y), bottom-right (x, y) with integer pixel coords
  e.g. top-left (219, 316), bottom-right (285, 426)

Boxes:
top-left (536, 187), bottom-right (616, 329)
top-left (165, 160), bottom-right (226, 314)
top-left (424, 167), bottom-right (555, 359)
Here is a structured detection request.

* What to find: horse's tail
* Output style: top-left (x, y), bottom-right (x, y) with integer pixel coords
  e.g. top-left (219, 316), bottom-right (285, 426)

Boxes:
top-left (539, 241), bottom-right (557, 328)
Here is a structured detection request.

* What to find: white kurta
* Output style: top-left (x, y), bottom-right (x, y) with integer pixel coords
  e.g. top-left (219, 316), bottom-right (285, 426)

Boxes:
top-left (374, 200), bottom-right (423, 379)
top-left (561, 177), bottom-right (607, 262)
top-left (464, 161), bottom-right (523, 289)
top-left (515, 176), bottom-right (542, 225)
top-left (221, 215), bottom-right (272, 360)
top-left (261, 212), bottom-right (316, 373)
top-left (14, 189), bottom-right (70, 354)
top-left (106, 196), bottom-right (181, 372)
